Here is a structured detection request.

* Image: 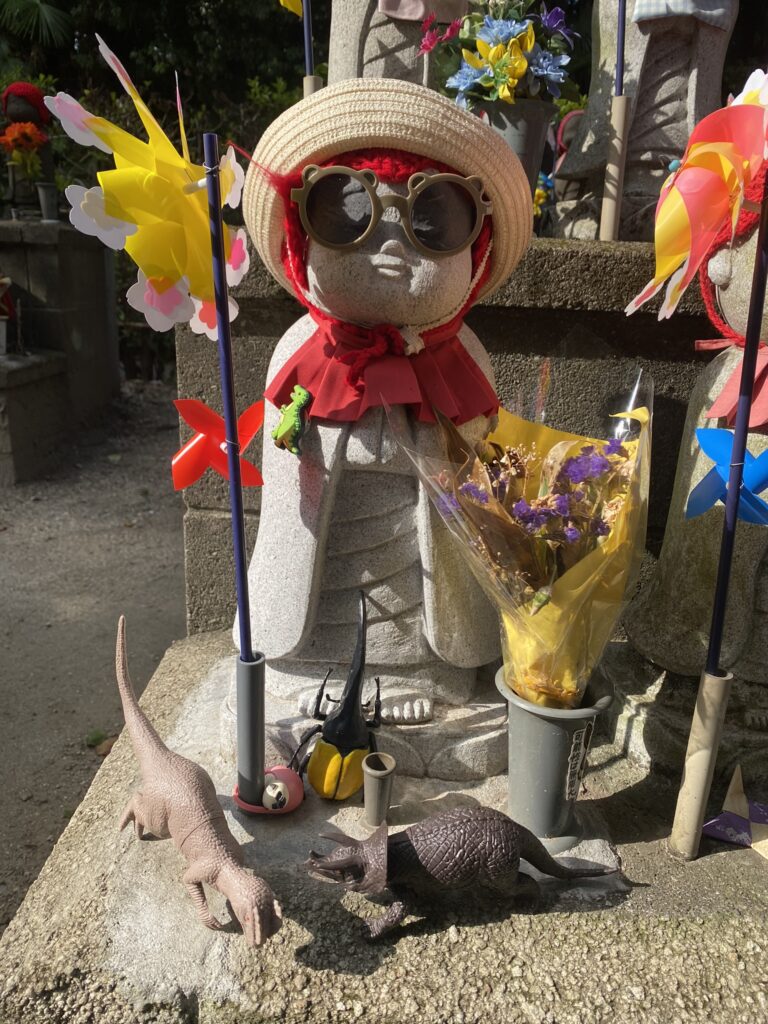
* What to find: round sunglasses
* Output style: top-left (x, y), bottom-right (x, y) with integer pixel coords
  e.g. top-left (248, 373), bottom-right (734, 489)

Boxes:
top-left (290, 165), bottom-right (492, 258)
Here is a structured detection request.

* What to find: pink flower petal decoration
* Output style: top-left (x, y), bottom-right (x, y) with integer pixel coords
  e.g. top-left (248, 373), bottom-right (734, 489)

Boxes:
top-left (226, 228), bottom-right (250, 288)
top-left (189, 295), bottom-right (239, 341)
top-left (44, 93), bottom-right (112, 154)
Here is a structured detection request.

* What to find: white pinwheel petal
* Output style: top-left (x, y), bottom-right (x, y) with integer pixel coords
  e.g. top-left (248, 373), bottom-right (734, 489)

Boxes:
top-left (65, 185), bottom-right (137, 250)
top-left (126, 271), bottom-right (195, 332)
top-left (45, 93), bottom-right (112, 153)
top-left (189, 295), bottom-right (239, 341)
top-left (220, 146), bottom-right (245, 209)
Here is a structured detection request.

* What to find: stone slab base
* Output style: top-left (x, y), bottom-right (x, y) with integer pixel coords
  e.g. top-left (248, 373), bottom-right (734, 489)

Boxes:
top-left (2, 630), bottom-right (767, 1024)
top-left (218, 660), bottom-right (508, 781)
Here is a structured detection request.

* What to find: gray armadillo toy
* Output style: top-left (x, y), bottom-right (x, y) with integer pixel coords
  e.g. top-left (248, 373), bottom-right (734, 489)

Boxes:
top-left (308, 805), bottom-right (616, 938)
top-left (115, 616), bottom-right (282, 946)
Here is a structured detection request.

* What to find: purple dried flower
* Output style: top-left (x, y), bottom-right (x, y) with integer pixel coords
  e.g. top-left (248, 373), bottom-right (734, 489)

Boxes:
top-left (553, 493), bottom-right (570, 516)
top-left (436, 492), bottom-right (460, 518)
top-left (605, 437), bottom-right (627, 457)
top-left (513, 498), bottom-right (554, 531)
top-left (561, 446), bottom-right (611, 485)
top-left (459, 481), bottom-right (489, 504)
top-left (533, 4), bottom-right (579, 48)
top-left (590, 518), bottom-right (610, 537)
top-left (563, 525), bottom-right (580, 543)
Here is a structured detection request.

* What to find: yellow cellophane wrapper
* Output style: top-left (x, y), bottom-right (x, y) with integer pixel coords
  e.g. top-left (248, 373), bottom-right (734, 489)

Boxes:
top-left (489, 407), bottom-right (651, 710)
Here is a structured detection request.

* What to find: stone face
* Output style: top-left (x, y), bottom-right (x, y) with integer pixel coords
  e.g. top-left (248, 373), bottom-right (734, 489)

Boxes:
top-left (553, 0), bottom-right (738, 241)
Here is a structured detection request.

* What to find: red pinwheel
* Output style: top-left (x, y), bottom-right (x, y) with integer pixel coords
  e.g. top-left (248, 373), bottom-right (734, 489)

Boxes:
top-left (172, 398), bottom-right (264, 490)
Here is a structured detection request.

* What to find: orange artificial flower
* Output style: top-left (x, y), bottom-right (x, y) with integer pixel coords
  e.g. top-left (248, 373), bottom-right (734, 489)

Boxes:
top-left (0, 121), bottom-right (48, 154)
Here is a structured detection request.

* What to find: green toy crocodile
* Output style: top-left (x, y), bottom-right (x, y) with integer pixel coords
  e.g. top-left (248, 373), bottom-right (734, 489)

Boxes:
top-left (272, 385), bottom-right (312, 456)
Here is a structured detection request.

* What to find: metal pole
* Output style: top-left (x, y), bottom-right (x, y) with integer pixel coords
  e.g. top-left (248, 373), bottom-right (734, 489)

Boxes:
top-left (670, 186), bottom-right (768, 860)
top-left (202, 132), bottom-right (264, 807)
top-left (302, 0), bottom-right (323, 97)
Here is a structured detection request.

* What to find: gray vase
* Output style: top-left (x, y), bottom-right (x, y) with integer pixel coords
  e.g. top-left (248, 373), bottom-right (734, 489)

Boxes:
top-left (475, 98), bottom-right (553, 195)
top-left (495, 666), bottom-right (614, 852)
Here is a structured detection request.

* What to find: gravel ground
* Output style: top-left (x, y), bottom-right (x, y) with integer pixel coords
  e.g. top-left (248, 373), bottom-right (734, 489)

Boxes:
top-left (0, 381), bottom-right (186, 934)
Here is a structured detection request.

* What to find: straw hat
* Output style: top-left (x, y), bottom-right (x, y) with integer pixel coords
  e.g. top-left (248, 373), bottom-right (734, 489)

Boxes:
top-left (243, 77), bottom-right (532, 299)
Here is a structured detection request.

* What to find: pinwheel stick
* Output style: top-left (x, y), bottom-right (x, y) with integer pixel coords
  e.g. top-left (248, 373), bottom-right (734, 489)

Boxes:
top-left (670, 184), bottom-right (768, 861)
top-left (599, 0), bottom-right (628, 242)
top-left (203, 132), bottom-right (265, 808)
top-left (302, 0), bottom-right (323, 97)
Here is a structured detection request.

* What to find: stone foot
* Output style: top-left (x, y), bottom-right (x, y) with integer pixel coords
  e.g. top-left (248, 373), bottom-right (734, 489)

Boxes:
top-left (297, 686), bottom-right (433, 723)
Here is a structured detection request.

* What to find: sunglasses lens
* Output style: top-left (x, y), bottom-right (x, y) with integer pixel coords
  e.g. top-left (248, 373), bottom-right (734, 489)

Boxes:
top-left (410, 180), bottom-right (478, 253)
top-left (304, 173), bottom-right (373, 246)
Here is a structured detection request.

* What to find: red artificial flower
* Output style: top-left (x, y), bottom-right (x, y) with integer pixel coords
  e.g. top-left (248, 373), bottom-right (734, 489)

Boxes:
top-left (440, 18), bottom-right (462, 42)
top-left (418, 27), bottom-right (442, 54)
top-left (421, 12), bottom-right (436, 32)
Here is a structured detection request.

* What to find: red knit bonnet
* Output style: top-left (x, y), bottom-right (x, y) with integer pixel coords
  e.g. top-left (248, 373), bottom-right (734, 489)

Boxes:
top-left (1, 82), bottom-right (51, 125)
top-left (698, 163), bottom-right (768, 342)
top-left (265, 147), bottom-right (493, 312)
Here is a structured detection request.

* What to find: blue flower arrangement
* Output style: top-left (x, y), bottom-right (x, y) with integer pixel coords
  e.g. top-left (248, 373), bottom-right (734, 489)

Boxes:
top-left (420, 1), bottom-right (578, 110)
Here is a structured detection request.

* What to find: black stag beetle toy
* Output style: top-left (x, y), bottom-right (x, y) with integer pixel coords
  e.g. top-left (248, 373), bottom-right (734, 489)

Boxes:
top-left (288, 591), bottom-right (382, 800)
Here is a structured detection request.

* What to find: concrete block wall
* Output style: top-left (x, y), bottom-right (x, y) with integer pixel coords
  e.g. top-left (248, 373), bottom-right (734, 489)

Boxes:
top-left (0, 351), bottom-right (68, 485)
top-left (0, 220), bottom-right (120, 423)
top-left (176, 238), bottom-right (716, 635)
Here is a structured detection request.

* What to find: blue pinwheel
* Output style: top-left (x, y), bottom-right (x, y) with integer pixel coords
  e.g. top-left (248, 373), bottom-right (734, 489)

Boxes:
top-left (686, 428), bottom-right (768, 524)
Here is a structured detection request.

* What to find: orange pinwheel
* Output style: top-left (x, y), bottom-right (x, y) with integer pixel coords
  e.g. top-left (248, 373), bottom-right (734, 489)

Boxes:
top-left (172, 399), bottom-right (264, 490)
top-left (627, 71), bottom-right (768, 320)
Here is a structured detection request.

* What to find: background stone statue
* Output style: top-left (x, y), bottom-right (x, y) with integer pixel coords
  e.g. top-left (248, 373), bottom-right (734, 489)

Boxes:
top-left (553, 0), bottom-right (738, 240)
top-left (610, 197), bottom-right (768, 784)
top-left (328, 0), bottom-right (468, 87)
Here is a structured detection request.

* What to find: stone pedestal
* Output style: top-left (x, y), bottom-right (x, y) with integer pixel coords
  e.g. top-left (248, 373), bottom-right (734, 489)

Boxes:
top-left (219, 659), bottom-right (508, 781)
top-left (1, 629), bottom-right (764, 1024)
top-left (602, 641), bottom-right (768, 788)
top-left (0, 220), bottom-right (119, 428)
top-left (0, 350), bottom-right (67, 484)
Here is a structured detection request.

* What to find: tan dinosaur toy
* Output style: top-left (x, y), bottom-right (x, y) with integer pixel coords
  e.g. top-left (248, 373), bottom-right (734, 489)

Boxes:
top-left (115, 616), bottom-right (282, 946)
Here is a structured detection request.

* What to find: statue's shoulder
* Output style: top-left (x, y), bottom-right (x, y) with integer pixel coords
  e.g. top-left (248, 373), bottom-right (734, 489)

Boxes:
top-left (457, 322), bottom-right (493, 387)
top-left (267, 313), bottom-right (317, 384)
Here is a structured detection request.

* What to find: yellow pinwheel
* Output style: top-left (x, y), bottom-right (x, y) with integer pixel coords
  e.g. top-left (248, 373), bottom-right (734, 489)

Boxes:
top-left (45, 36), bottom-right (249, 340)
top-left (280, 0), bottom-right (303, 14)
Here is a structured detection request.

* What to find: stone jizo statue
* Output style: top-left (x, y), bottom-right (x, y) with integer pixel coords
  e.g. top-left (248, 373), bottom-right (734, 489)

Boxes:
top-left (240, 78), bottom-right (532, 774)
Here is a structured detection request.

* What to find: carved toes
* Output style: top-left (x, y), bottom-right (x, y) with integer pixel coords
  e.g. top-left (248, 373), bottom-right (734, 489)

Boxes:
top-left (381, 696), bottom-right (433, 724)
top-left (298, 688), bottom-right (332, 717)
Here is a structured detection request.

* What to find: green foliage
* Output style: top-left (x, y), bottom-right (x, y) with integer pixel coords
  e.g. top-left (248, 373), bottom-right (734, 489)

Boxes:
top-left (0, 63), bottom-right (56, 95)
top-left (554, 92), bottom-right (587, 121)
top-left (0, 0), bottom-right (72, 47)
